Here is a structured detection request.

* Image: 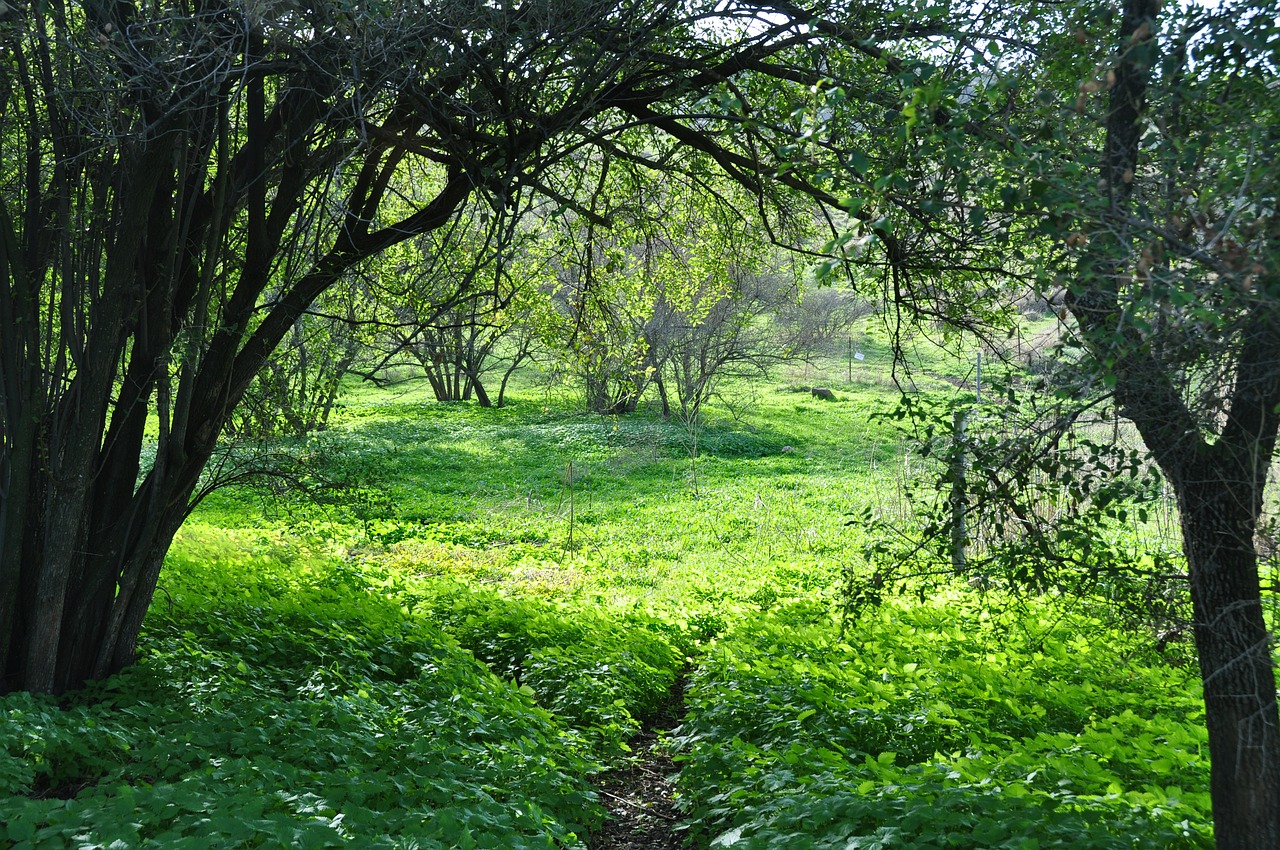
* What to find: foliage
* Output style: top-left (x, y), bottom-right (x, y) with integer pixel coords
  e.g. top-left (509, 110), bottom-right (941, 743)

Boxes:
top-left (193, 368), bottom-right (896, 616)
top-left (0, 344), bottom-right (1221, 848)
top-left (4, 0), bottom-right (948, 693)
top-left (845, 383), bottom-right (1187, 639)
top-left (673, 596), bottom-right (1211, 849)
top-left (409, 583), bottom-right (688, 757)
top-left (1, 0), bottom-right (1255, 839)
top-left (805, 2), bottom-right (1280, 841)
top-left (0, 537), bottom-right (601, 849)
top-left (167, 359), bottom-right (1213, 848)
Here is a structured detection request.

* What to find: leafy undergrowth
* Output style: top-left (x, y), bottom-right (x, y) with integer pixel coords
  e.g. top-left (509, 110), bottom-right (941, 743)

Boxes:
top-left (406, 583), bottom-right (689, 757)
top-left (0, 540), bottom-right (605, 850)
top-left (673, 595), bottom-right (1212, 850)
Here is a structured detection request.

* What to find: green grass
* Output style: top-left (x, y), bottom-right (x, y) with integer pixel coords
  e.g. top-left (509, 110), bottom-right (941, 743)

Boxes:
top-left (0, 330), bottom-right (1213, 848)
top-left (196, 363), bottom-right (915, 617)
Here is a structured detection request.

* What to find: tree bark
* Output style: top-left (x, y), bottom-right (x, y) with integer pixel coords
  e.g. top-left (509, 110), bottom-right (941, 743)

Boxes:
top-left (1174, 458), bottom-right (1280, 849)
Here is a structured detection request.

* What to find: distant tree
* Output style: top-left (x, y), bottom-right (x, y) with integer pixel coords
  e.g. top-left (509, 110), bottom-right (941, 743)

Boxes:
top-left (232, 278), bottom-right (375, 438)
top-left (773, 284), bottom-right (872, 357)
top-left (544, 148), bottom-right (804, 415)
top-left (374, 204), bottom-right (545, 407)
top-left (650, 265), bottom-right (796, 421)
top-left (551, 247), bottom-right (660, 415)
top-left (541, 155), bottom-right (677, 414)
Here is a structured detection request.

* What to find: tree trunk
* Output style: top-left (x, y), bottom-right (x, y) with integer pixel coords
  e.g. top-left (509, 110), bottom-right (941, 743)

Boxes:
top-left (1171, 457), bottom-right (1280, 850)
top-left (655, 375), bottom-right (671, 419)
top-left (469, 374), bottom-right (492, 407)
top-left (0, 68), bottom-right (476, 691)
top-left (495, 347), bottom-right (530, 408)
top-left (425, 358), bottom-right (450, 401)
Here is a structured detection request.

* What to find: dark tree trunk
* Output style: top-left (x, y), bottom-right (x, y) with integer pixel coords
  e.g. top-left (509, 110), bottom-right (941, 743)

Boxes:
top-left (425, 360), bottom-right (450, 401)
top-left (0, 37), bottom-right (477, 691)
top-left (655, 375), bottom-right (671, 419)
top-left (1102, 322), bottom-right (1280, 847)
top-left (1175, 462), bottom-right (1280, 849)
top-left (469, 373), bottom-right (492, 407)
top-left (495, 345), bottom-right (531, 408)
top-left (605, 392), bottom-right (640, 415)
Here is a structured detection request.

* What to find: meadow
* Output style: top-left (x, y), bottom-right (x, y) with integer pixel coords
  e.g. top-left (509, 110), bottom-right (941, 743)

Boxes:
top-left (0, 337), bottom-right (1213, 849)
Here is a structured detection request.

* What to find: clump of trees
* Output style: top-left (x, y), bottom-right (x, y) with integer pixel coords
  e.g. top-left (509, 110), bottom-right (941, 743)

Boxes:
top-left (372, 205), bottom-right (544, 408)
top-left (0, 0), bottom-right (909, 696)
top-left (539, 154), bottom-right (827, 416)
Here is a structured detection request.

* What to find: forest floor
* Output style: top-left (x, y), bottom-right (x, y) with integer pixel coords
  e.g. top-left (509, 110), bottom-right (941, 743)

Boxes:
top-left (589, 678), bottom-right (687, 850)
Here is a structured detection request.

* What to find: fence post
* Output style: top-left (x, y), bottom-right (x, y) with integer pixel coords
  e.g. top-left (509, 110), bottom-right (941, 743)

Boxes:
top-left (950, 408), bottom-right (968, 574)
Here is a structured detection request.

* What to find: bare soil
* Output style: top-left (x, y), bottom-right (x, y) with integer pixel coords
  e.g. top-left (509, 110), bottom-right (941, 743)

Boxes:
top-left (588, 679), bottom-right (687, 850)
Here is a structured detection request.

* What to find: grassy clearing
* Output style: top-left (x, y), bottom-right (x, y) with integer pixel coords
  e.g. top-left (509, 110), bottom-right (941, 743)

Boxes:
top-left (195, 370), bottom-right (910, 620)
top-left (0, 333), bottom-right (1213, 848)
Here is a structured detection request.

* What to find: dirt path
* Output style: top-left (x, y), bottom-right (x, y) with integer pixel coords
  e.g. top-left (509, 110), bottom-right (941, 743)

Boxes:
top-left (589, 680), bottom-right (687, 850)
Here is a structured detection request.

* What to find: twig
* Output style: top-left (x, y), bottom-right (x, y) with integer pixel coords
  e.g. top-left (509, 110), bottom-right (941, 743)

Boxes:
top-left (597, 789), bottom-right (681, 822)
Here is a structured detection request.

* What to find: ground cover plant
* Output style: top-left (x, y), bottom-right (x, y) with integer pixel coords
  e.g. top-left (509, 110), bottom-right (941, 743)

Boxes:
top-left (673, 596), bottom-right (1210, 849)
top-left (0, 531), bottom-right (604, 849)
top-left (0, 337), bottom-right (1217, 848)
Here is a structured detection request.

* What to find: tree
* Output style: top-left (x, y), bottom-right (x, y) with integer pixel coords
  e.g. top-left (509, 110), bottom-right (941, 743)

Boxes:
top-left (822, 2), bottom-right (1279, 846)
top-left (1060, 4), bottom-right (1280, 842)
top-left (540, 152), bottom-right (683, 415)
top-left (1, 0), bottom-right (952, 694)
top-left (638, 179), bottom-right (803, 422)
top-left (772, 283), bottom-right (871, 360)
top-left (232, 277), bottom-right (375, 438)
top-left (650, 264), bottom-right (795, 421)
top-left (542, 144), bottom-right (809, 415)
top-left (546, 209), bottom-right (663, 414)
top-left (374, 203), bottom-right (544, 407)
